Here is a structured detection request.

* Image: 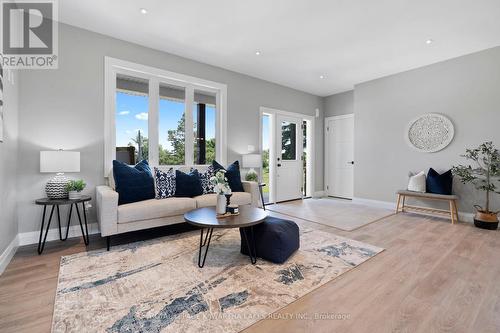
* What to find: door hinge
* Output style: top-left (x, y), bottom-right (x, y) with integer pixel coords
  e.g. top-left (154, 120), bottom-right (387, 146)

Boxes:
top-left (327, 185), bottom-right (329, 190)
top-left (327, 126), bottom-right (330, 132)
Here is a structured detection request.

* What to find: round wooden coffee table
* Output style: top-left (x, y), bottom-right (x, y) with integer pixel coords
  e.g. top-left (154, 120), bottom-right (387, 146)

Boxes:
top-left (184, 206), bottom-right (268, 267)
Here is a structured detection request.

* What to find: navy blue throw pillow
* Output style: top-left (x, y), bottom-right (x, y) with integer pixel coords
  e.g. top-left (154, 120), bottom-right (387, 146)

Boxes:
top-left (212, 160), bottom-right (245, 192)
top-left (426, 168), bottom-right (453, 195)
top-left (113, 160), bottom-right (155, 205)
top-left (175, 169), bottom-right (203, 197)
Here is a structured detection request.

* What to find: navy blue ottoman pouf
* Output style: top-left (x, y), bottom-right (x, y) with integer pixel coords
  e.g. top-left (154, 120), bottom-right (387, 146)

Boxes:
top-left (240, 216), bottom-right (300, 264)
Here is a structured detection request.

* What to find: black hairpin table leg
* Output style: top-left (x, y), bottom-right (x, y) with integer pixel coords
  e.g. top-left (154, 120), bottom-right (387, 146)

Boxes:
top-left (75, 202), bottom-right (89, 246)
top-left (242, 226), bottom-right (257, 264)
top-left (38, 205), bottom-right (55, 255)
top-left (62, 203), bottom-right (73, 241)
top-left (198, 228), bottom-right (214, 268)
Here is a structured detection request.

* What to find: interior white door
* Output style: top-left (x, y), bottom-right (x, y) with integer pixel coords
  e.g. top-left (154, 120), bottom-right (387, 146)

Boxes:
top-left (275, 114), bottom-right (303, 202)
top-left (326, 116), bottom-right (354, 199)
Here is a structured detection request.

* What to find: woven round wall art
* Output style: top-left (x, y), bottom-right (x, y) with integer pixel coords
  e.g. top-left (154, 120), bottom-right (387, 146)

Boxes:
top-left (405, 113), bottom-right (454, 153)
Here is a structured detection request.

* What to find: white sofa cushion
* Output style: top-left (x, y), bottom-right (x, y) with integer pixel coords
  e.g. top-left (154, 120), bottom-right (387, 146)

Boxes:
top-left (118, 197), bottom-right (196, 224)
top-left (194, 193), bottom-right (252, 208)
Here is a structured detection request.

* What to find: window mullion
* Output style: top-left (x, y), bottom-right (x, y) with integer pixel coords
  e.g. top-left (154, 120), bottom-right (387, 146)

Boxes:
top-left (148, 77), bottom-right (159, 167)
top-left (185, 85), bottom-right (194, 166)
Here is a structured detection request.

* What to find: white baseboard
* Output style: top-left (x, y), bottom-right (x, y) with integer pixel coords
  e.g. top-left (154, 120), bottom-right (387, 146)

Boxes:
top-left (313, 191), bottom-right (325, 198)
top-left (18, 223), bottom-right (100, 246)
top-left (0, 235), bottom-right (19, 275)
top-left (352, 197), bottom-right (474, 223)
top-left (352, 197), bottom-right (396, 210)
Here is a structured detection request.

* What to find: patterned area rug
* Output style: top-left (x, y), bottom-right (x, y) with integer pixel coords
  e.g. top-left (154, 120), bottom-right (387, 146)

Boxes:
top-left (52, 226), bottom-right (383, 332)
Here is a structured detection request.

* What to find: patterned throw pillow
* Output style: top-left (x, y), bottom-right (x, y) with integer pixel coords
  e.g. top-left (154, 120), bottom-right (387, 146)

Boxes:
top-left (195, 165), bottom-right (216, 194)
top-left (154, 167), bottom-right (176, 199)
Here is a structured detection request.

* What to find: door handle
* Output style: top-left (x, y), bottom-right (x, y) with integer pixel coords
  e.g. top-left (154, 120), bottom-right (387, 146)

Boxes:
top-left (277, 163), bottom-right (282, 167)
top-left (347, 161), bottom-right (354, 165)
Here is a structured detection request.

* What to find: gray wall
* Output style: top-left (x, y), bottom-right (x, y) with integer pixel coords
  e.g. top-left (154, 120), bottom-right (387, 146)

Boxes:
top-left (17, 23), bottom-right (324, 233)
top-left (0, 70), bottom-right (19, 254)
top-left (353, 46), bottom-right (500, 213)
top-left (324, 90), bottom-right (354, 117)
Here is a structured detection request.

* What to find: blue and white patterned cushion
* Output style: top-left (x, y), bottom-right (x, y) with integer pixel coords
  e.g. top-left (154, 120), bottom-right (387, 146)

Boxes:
top-left (154, 167), bottom-right (176, 199)
top-left (194, 165), bottom-right (216, 194)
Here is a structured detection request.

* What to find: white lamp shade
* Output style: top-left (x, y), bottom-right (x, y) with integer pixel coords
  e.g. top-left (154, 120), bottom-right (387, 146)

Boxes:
top-left (40, 151), bottom-right (80, 173)
top-left (242, 154), bottom-right (262, 168)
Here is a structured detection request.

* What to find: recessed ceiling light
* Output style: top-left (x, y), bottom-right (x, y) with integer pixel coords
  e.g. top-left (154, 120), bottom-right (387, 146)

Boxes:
top-left (140, 8), bottom-right (148, 14)
top-left (426, 39), bottom-right (434, 44)
top-left (255, 51), bottom-right (261, 56)
top-left (319, 75), bottom-right (325, 79)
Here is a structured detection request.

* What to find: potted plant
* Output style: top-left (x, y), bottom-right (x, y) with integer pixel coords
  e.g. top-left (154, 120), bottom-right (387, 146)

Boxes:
top-left (452, 141), bottom-right (500, 230)
top-left (245, 169), bottom-right (258, 182)
top-left (66, 179), bottom-right (86, 200)
top-left (210, 170), bottom-right (231, 214)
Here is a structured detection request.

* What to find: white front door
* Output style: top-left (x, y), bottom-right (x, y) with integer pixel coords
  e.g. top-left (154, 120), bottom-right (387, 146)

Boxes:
top-left (275, 114), bottom-right (303, 202)
top-left (326, 115), bottom-right (354, 199)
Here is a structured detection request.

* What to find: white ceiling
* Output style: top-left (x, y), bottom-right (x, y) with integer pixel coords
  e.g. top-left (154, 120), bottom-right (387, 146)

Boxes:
top-left (59, 0), bottom-right (500, 96)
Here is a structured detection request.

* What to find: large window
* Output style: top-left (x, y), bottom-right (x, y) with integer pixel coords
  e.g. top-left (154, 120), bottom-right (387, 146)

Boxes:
top-left (159, 83), bottom-right (185, 165)
top-left (105, 57), bottom-right (227, 173)
top-left (193, 90), bottom-right (216, 165)
top-left (115, 74), bottom-right (149, 164)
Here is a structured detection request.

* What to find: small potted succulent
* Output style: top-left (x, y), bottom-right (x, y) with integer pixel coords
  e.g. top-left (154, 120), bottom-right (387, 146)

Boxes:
top-left (452, 141), bottom-right (500, 230)
top-left (66, 179), bottom-right (86, 200)
top-left (210, 170), bottom-right (231, 214)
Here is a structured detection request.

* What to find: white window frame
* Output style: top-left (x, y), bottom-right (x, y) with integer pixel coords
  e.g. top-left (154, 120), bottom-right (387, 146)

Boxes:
top-left (104, 57), bottom-right (227, 175)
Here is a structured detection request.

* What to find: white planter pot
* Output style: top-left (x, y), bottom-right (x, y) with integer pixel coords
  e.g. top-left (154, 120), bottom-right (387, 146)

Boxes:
top-left (216, 194), bottom-right (226, 215)
top-left (68, 191), bottom-right (82, 200)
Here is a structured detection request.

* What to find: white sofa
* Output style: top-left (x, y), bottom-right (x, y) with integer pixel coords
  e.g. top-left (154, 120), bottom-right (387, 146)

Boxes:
top-left (96, 166), bottom-right (261, 246)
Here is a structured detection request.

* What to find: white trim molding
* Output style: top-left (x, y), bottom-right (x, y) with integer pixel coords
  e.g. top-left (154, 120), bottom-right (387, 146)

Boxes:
top-left (353, 197), bottom-right (474, 223)
top-left (18, 223), bottom-right (100, 247)
top-left (104, 57), bottom-right (228, 175)
top-left (0, 236), bottom-right (19, 275)
top-left (313, 191), bottom-right (325, 198)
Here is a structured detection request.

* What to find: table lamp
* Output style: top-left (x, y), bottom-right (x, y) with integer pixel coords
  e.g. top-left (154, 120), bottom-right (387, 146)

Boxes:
top-left (242, 154), bottom-right (262, 181)
top-left (40, 150), bottom-right (80, 199)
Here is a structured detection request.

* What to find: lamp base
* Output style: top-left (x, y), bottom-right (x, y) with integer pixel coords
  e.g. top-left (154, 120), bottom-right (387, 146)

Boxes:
top-left (46, 173), bottom-right (69, 199)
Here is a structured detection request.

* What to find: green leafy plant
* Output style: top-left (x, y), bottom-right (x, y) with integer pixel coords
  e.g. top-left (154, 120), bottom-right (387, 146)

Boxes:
top-left (66, 179), bottom-right (86, 192)
top-left (245, 169), bottom-right (258, 182)
top-left (452, 141), bottom-right (500, 214)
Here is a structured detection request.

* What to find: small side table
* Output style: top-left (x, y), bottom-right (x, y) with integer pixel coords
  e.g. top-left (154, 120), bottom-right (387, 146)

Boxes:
top-left (258, 183), bottom-right (267, 211)
top-left (35, 195), bottom-right (91, 254)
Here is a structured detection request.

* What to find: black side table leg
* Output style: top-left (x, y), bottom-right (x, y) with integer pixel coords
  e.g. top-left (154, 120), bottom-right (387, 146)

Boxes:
top-left (259, 185), bottom-right (266, 211)
top-left (62, 204), bottom-right (73, 241)
top-left (198, 228), bottom-right (213, 268)
top-left (242, 226), bottom-right (257, 264)
top-left (56, 205), bottom-right (64, 241)
top-left (38, 205), bottom-right (55, 255)
top-left (75, 203), bottom-right (89, 246)
top-left (82, 202), bottom-right (89, 242)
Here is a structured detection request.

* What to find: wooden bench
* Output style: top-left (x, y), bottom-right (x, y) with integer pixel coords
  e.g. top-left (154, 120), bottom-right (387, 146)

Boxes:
top-left (396, 190), bottom-right (459, 224)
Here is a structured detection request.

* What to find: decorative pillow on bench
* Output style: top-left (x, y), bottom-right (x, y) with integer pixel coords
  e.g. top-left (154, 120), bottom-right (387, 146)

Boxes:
top-left (407, 171), bottom-right (426, 192)
top-left (175, 169), bottom-right (204, 197)
top-left (426, 168), bottom-right (453, 195)
top-left (113, 160), bottom-right (155, 205)
top-left (154, 167), bottom-right (176, 199)
top-left (212, 160), bottom-right (245, 192)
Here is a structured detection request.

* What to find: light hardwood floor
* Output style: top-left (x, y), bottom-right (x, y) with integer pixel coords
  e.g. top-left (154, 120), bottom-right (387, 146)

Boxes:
top-left (1, 207), bottom-right (499, 333)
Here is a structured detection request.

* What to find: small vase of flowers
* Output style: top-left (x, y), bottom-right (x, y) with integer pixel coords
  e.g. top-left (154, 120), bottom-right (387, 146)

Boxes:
top-left (210, 170), bottom-right (232, 214)
top-left (66, 179), bottom-right (86, 200)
